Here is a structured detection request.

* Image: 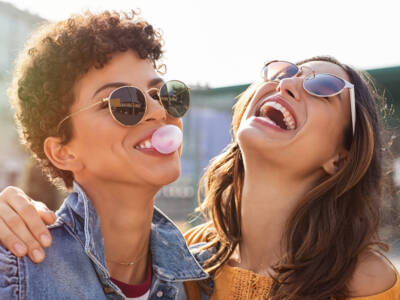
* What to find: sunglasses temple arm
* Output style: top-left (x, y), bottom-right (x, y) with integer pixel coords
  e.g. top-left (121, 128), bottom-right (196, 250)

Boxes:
top-left (56, 99), bottom-right (108, 132)
top-left (350, 87), bottom-right (356, 135)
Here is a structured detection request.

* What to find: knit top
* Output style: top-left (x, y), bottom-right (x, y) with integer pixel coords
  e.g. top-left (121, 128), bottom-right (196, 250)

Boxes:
top-left (185, 224), bottom-right (400, 300)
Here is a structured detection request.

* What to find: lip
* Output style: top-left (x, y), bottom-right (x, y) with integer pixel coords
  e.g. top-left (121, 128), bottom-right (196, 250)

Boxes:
top-left (254, 94), bottom-right (298, 129)
top-left (135, 147), bottom-right (172, 156)
top-left (132, 127), bottom-right (177, 156)
top-left (134, 130), bottom-right (157, 148)
top-left (252, 116), bottom-right (290, 132)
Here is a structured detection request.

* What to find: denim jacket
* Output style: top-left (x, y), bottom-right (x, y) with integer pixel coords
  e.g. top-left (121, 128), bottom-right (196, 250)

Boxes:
top-left (0, 182), bottom-right (208, 299)
top-left (187, 242), bottom-right (216, 300)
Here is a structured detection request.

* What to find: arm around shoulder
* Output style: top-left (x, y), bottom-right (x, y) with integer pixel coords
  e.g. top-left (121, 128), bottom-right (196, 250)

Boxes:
top-left (0, 245), bottom-right (21, 299)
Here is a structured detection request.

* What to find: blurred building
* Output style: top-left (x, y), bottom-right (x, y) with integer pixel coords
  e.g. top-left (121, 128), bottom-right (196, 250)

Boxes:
top-left (0, 2), bottom-right (45, 188)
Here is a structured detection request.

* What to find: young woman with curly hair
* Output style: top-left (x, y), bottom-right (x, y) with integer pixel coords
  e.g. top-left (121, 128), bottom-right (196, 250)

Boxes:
top-left (0, 10), bottom-right (207, 300)
top-left (0, 27), bottom-right (398, 300)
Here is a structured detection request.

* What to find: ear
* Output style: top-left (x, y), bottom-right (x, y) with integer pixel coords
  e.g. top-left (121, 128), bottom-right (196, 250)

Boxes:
top-left (322, 150), bottom-right (348, 175)
top-left (43, 137), bottom-right (83, 173)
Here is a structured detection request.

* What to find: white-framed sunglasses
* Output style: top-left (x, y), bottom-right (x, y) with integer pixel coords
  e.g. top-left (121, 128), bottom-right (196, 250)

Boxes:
top-left (262, 60), bottom-right (356, 135)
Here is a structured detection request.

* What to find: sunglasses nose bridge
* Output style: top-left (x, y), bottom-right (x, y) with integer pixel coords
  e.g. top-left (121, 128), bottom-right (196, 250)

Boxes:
top-left (143, 90), bottom-right (167, 122)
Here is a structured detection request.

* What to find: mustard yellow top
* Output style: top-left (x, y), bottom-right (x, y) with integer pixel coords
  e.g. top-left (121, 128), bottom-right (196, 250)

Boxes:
top-left (185, 224), bottom-right (400, 300)
top-left (210, 263), bottom-right (400, 300)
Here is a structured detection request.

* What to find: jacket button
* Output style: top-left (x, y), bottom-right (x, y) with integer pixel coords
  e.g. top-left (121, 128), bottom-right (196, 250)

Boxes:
top-left (156, 290), bottom-right (163, 297)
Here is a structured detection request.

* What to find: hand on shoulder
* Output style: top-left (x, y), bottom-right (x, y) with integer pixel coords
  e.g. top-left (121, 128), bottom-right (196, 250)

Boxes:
top-left (348, 251), bottom-right (397, 297)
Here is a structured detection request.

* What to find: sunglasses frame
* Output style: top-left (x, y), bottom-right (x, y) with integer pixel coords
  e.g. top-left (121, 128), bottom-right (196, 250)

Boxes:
top-left (56, 80), bottom-right (190, 132)
top-left (263, 60), bottom-right (356, 135)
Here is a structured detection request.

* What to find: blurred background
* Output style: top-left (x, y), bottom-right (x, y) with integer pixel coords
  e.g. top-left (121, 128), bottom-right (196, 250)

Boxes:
top-left (0, 0), bottom-right (399, 251)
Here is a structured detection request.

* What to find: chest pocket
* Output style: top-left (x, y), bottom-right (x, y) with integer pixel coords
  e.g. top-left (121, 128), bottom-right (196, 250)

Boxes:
top-left (150, 284), bottom-right (178, 300)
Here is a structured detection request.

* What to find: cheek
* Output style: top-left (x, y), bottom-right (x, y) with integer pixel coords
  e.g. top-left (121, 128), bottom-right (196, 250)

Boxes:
top-left (305, 108), bottom-right (345, 153)
top-left (236, 108), bottom-right (252, 138)
top-left (170, 116), bottom-right (183, 130)
top-left (308, 101), bottom-right (339, 131)
top-left (174, 118), bottom-right (183, 155)
top-left (71, 115), bottom-right (125, 154)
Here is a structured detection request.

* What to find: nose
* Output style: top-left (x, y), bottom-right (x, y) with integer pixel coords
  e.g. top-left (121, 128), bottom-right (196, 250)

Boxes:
top-left (275, 77), bottom-right (302, 102)
top-left (143, 93), bottom-right (167, 123)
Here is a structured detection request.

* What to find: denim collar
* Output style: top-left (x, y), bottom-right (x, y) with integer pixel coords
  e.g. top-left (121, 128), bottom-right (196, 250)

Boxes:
top-left (61, 182), bottom-right (208, 283)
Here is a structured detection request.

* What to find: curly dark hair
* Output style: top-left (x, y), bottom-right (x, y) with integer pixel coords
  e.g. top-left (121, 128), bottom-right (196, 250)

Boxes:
top-left (9, 10), bottom-right (164, 189)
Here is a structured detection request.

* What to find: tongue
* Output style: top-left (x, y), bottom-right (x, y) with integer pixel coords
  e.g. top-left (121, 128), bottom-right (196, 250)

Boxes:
top-left (151, 125), bottom-right (183, 154)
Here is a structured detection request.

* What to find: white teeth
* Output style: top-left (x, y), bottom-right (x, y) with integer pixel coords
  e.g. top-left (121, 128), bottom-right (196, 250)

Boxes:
top-left (259, 101), bottom-right (296, 130)
top-left (134, 138), bottom-right (153, 149)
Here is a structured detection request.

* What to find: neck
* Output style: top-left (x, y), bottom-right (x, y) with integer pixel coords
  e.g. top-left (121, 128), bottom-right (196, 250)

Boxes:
top-left (236, 158), bottom-right (322, 275)
top-left (76, 177), bottom-right (158, 285)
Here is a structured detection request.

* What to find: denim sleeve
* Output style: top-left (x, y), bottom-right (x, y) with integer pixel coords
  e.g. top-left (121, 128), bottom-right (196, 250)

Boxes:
top-left (0, 246), bottom-right (20, 299)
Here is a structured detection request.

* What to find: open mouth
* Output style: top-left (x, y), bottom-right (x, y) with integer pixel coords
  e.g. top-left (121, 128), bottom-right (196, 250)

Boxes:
top-left (255, 99), bottom-right (296, 130)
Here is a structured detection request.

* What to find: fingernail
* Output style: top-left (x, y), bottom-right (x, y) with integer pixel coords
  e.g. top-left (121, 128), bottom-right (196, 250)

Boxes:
top-left (13, 243), bottom-right (27, 255)
top-left (40, 234), bottom-right (51, 247)
top-left (32, 249), bottom-right (44, 262)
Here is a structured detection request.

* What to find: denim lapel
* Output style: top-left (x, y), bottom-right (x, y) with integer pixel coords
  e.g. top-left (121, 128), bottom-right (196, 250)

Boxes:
top-left (66, 182), bottom-right (208, 284)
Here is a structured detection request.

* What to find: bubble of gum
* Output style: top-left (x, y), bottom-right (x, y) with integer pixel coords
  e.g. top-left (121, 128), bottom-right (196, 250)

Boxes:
top-left (151, 125), bottom-right (183, 154)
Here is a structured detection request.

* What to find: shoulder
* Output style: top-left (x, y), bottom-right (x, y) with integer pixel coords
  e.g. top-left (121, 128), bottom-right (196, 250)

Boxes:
top-left (348, 251), bottom-right (398, 297)
top-left (184, 222), bottom-right (215, 246)
top-left (0, 245), bottom-right (21, 298)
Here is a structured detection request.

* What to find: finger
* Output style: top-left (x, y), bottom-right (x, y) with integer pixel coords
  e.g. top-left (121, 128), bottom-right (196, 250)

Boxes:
top-left (0, 204), bottom-right (46, 263)
top-left (5, 196), bottom-right (52, 248)
top-left (0, 202), bottom-right (48, 260)
top-left (32, 200), bottom-right (57, 225)
top-left (0, 217), bottom-right (28, 257)
top-left (37, 209), bottom-right (57, 225)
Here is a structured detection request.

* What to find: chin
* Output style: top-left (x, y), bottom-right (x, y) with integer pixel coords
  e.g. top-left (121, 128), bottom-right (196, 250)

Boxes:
top-left (164, 172), bottom-right (180, 185)
top-left (149, 163), bottom-right (181, 187)
top-left (151, 171), bottom-right (180, 188)
top-left (237, 126), bottom-right (271, 153)
top-left (237, 126), bottom-right (291, 167)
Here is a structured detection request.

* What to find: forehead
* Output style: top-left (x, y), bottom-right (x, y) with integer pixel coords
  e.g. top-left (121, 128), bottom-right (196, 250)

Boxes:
top-left (299, 61), bottom-right (350, 82)
top-left (73, 50), bottom-right (157, 105)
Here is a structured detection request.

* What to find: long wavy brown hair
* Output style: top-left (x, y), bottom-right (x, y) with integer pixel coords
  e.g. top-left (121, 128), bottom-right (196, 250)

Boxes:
top-left (198, 56), bottom-right (390, 299)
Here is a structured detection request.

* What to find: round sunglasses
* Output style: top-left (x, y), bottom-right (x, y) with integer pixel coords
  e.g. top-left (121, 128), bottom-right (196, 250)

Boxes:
top-left (262, 60), bottom-right (356, 135)
top-left (57, 80), bottom-right (190, 132)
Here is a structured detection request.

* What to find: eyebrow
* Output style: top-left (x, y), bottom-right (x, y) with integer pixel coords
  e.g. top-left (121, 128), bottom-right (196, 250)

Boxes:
top-left (92, 77), bottom-right (165, 99)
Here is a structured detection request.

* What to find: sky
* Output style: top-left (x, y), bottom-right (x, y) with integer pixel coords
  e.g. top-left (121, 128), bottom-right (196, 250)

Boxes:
top-left (5, 0), bottom-right (400, 88)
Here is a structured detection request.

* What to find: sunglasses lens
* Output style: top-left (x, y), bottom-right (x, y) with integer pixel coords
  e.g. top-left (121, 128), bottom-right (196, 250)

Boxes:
top-left (263, 61), bottom-right (299, 81)
top-left (109, 87), bottom-right (146, 126)
top-left (304, 74), bottom-right (345, 97)
top-left (160, 80), bottom-right (190, 118)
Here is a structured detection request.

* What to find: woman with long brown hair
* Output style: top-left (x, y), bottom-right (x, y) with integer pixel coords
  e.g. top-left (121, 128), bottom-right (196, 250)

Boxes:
top-left (184, 56), bottom-right (399, 299)
top-left (0, 56), bottom-right (399, 299)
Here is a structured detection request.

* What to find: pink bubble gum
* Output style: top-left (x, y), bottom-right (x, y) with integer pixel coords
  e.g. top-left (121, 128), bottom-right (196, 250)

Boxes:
top-left (151, 125), bottom-right (183, 154)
